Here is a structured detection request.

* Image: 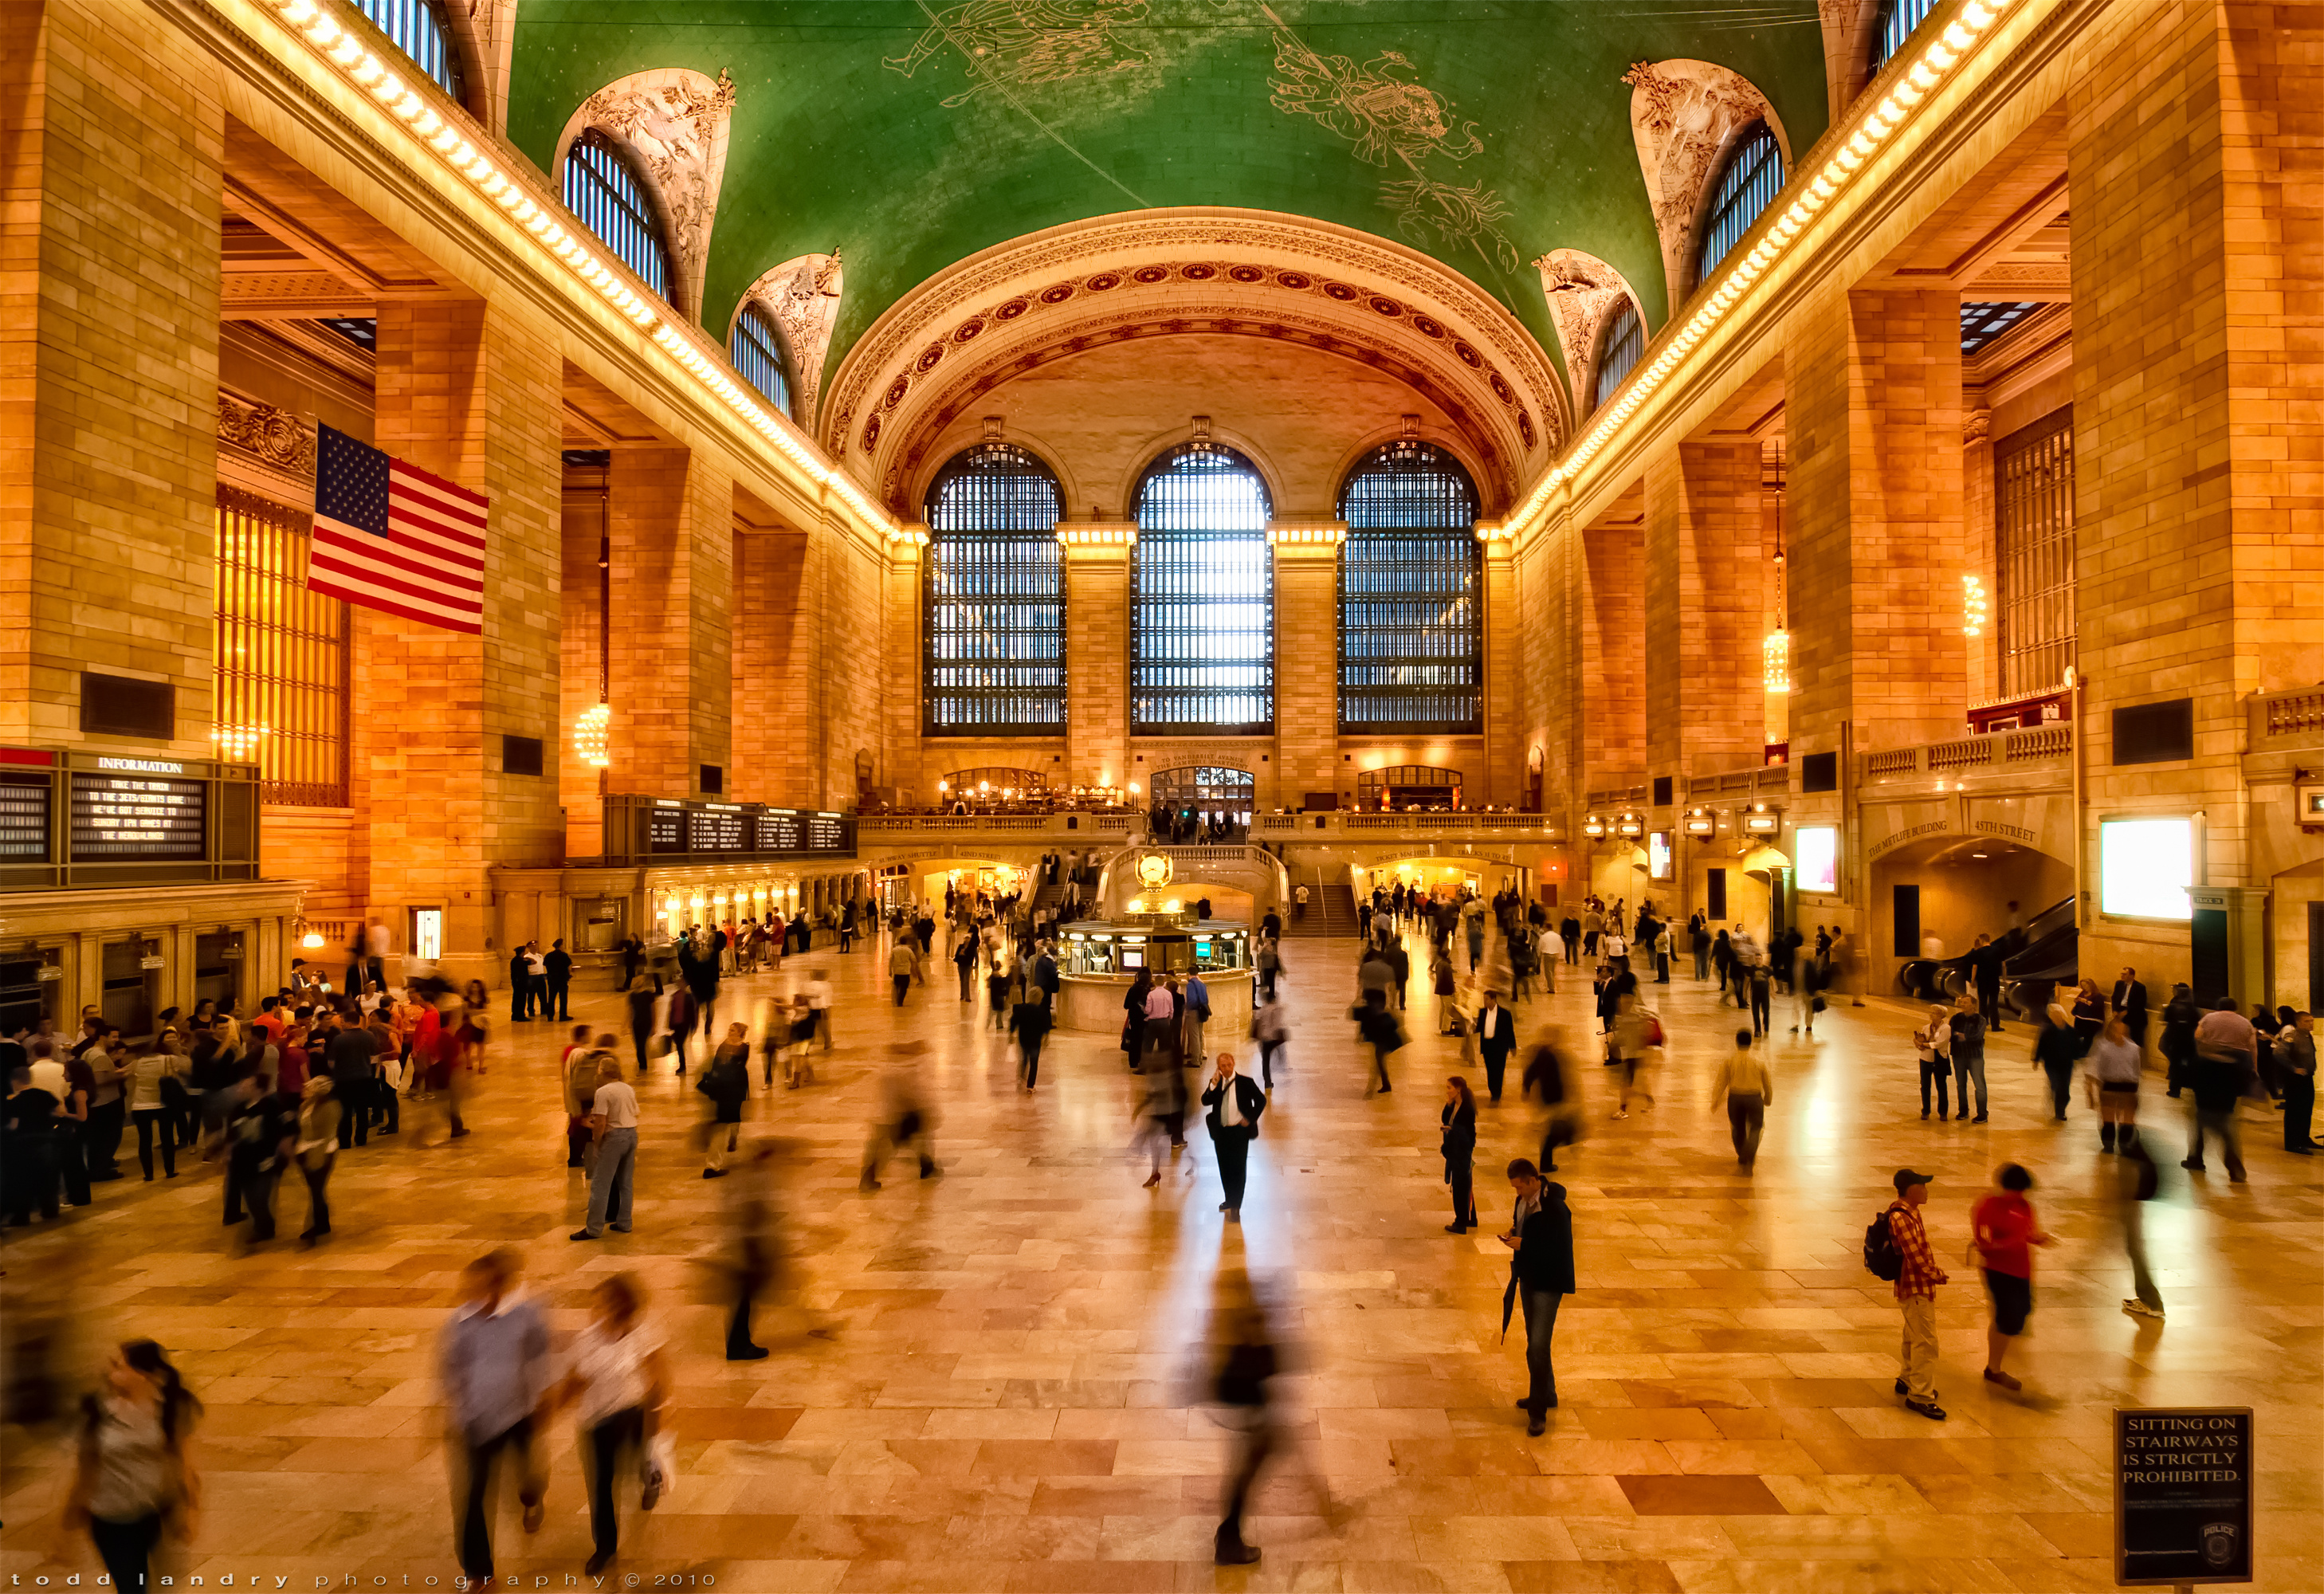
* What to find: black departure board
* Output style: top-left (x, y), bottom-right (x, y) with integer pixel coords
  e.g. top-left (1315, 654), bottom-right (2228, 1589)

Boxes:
top-left (71, 772), bottom-right (206, 860)
top-left (0, 775), bottom-right (50, 861)
top-left (755, 811), bottom-right (803, 851)
top-left (688, 808), bottom-right (748, 852)
top-left (805, 815), bottom-right (846, 850)
top-left (646, 807), bottom-right (686, 853)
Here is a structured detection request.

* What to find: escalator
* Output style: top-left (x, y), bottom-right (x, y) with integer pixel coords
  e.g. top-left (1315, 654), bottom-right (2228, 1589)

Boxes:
top-left (1894, 894), bottom-right (2075, 1007)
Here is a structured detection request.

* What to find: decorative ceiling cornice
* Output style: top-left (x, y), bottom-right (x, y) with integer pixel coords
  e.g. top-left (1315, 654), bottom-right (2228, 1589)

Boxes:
top-left (825, 209), bottom-right (1566, 509)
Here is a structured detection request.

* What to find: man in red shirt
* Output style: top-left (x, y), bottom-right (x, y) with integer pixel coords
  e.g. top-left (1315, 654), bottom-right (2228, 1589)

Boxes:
top-left (1886, 1168), bottom-right (1948, 1420)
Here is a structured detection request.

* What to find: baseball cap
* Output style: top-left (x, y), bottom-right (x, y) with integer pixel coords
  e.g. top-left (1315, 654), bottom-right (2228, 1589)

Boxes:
top-left (1893, 1168), bottom-right (1935, 1195)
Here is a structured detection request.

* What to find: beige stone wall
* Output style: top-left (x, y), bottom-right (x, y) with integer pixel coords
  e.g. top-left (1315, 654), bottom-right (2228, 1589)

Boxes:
top-left (1579, 516), bottom-right (1646, 791)
top-left (559, 469), bottom-right (607, 857)
top-left (603, 446), bottom-right (732, 800)
top-left (2070, 0), bottom-right (2324, 999)
top-left (731, 526), bottom-right (808, 807)
top-left (1272, 541), bottom-right (1338, 806)
top-left (1063, 541), bottom-right (1131, 790)
top-left (355, 296), bottom-right (563, 975)
top-left (1, 0), bottom-right (224, 755)
top-left (1644, 439), bottom-right (1765, 779)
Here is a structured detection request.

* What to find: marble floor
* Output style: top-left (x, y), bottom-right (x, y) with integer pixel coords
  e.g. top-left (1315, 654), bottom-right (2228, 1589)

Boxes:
top-left (2, 925), bottom-right (2319, 1593)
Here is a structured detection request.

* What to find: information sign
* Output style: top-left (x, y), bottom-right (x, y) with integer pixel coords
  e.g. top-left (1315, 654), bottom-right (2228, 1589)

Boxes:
top-left (0, 774), bottom-right (50, 861)
top-left (688, 808), bottom-right (748, 852)
top-left (755, 811), bottom-right (804, 852)
top-left (646, 807), bottom-right (686, 854)
top-left (69, 772), bottom-right (206, 860)
top-left (2116, 1407), bottom-right (2251, 1585)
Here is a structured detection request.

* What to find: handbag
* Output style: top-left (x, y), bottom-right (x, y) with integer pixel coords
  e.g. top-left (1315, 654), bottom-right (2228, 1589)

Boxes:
top-left (1812, 995), bottom-right (1827, 1015)
top-left (646, 1429), bottom-right (677, 1498)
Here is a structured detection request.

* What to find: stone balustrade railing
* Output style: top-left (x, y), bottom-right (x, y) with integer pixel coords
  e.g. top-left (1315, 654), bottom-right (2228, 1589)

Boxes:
top-left (1861, 724), bottom-right (2075, 782)
top-left (2254, 688), bottom-right (2324, 744)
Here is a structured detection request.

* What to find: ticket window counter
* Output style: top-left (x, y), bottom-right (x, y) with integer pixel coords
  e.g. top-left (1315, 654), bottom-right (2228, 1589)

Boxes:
top-left (100, 938), bottom-right (160, 1042)
top-left (194, 930), bottom-right (244, 1012)
top-left (1, 949), bottom-right (62, 1037)
top-left (577, 898), bottom-right (626, 954)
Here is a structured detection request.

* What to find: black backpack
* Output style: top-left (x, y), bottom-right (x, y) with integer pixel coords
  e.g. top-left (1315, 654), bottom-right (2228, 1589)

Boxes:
top-left (1863, 1210), bottom-right (1903, 1282)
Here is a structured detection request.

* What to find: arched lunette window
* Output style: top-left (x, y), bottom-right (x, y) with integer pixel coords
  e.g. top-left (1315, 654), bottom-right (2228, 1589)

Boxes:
top-left (1593, 299), bottom-right (1645, 412)
top-left (1871, 0), bottom-right (1942, 73)
top-left (922, 443), bottom-right (1066, 736)
top-left (1131, 443), bottom-right (1274, 735)
top-left (349, 0), bottom-right (465, 100)
top-left (1337, 441), bottom-right (1482, 735)
top-left (1696, 124), bottom-right (1784, 286)
top-left (730, 302), bottom-right (793, 418)
top-left (564, 129), bottom-right (673, 307)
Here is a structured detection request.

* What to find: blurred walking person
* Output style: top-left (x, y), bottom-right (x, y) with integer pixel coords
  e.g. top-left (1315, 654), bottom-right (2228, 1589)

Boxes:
top-left (559, 1274), bottom-right (669, 1576)
top-left (2115, 1135), bottom-right (2166, 1320)
top-left (1710, 1029), bottom-right (1772, 1168)
top-left (1207, 1271), bottom-right (1310, 1568)
top-left (571, 1058), bottom-right (639, 1239)
top-left (440, 1249), bottom-right (552, 1583)
top-left (697, 1022), bottom-right (749, 1177)
top-left (292, 1074), bottom-right (343, 1244)
top-left (861, 1054), bottom-right (940, 1189)
top-left (65, 1341), bottom-right (202, 1592)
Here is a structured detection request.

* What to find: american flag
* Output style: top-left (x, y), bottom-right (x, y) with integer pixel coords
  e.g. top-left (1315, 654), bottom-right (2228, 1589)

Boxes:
top-left (307, 424), bottom-right (489, 634)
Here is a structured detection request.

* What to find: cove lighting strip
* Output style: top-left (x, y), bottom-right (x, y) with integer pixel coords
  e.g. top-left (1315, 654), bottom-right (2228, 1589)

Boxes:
top-left (1509, 0), bottom-right (2019, 535)
top-left (266, 0), bottom-right (911, 544)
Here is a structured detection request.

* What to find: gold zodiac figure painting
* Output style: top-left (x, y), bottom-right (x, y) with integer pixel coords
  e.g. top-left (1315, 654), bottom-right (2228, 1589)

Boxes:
top-left (885, 0), bottom-right (1156, 108)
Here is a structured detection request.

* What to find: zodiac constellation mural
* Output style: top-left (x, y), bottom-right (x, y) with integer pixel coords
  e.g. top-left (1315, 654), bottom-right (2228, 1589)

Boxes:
top-left (1262, 6), bottom-right (1517, 272)
top-left (883, 0), bottom-right (1156, 108)
top-left (881, 0), bottom-right (1521, 273)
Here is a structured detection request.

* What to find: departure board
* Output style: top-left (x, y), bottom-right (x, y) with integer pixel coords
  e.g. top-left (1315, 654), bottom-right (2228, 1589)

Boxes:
top-left (646, 807), bottom-right (686, 853)
top-left (71, 772), bottom-right (206, 859)
top-left (0, 775), bottom-right (50, 861)
top-left (804, 815), bottom-right (846, 851)
top-left (754, 811), bottom-right (803, 852)
top-left (688, 808), bottom-right (748, 852)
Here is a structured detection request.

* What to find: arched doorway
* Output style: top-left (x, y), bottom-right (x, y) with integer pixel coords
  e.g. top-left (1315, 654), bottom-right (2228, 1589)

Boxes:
top-left (1358, 764), bottom-right (1464, 811)
top-left (1151, 766), bottom-right (1254, 837)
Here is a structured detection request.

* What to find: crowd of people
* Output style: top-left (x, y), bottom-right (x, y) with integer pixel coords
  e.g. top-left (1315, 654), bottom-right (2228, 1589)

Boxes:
top-left (6, 864), bottom-right (2314, 1583)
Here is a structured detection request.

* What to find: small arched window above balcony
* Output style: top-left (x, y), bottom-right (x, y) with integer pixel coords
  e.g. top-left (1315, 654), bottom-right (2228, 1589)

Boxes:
top-left (563, 129), bottom-right (673, 308)
top-left (1592, 299), bottom-right (1645, 413)
top-left (730, 301), bottom-right (793, 419)
top-left (348, 0), bottom-right (465, 101)
top-left (1871, 0), bottom-right (1942, 73)
top-left (1696, 123), bottom-right (1785, 285)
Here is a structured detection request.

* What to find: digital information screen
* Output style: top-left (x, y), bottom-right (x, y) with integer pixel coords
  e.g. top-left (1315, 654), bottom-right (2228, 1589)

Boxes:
top-left (2100, 818), bottom-right (2193, 921)
top-left (1794, 825), bottom-right (1839, 894)
top-left (634, 802), bottom-right (850, 858)
top-left (754, 812), bottom-right (804, 852)
top-left (71, 772), bottom-right (206, 860)
top-left (0, 774), bottom-right (51, 861)
top-left (646, 807), bottom-right (686, 854)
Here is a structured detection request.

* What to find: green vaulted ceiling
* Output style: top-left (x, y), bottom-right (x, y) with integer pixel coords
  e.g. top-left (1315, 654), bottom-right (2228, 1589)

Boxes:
top-left (508, 0), bottom-right (1829, 387)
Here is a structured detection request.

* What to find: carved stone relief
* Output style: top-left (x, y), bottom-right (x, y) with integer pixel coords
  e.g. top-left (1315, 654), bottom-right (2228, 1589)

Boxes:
top-left (559, 68), bottom-right (738, 320)
top-left (467, 0), bottom-right (521, 134)
top-left (216, 392), bottom-right (317, 505)
top-left (735, 253), bottom-right (845, 430)
top-left (1533, 249), bottom-right (1643, 418)
top-left (1620, 59), bottom-right (1785, 317)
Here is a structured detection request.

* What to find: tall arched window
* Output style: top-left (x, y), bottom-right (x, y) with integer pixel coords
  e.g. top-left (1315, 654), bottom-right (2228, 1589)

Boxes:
top-left (1871, 0), bottom-right (1941, 72)
top-left (1337, 441), bottom-right (1482, 734)
top-left (1593, 299), bottom-right (1645, 411)
top-left (350, 0), bottom-right (464, 100)
top-left (564, 129), bottom-right (673, 305)
top-left (923, 443), bottom-right (1066, 736)
top-left (1696, 124), bottom-right (1784, 285)
top-left (730, 302), bottom-right (793, 418)
top-left (1132, 443), bottom-right (1273, 735)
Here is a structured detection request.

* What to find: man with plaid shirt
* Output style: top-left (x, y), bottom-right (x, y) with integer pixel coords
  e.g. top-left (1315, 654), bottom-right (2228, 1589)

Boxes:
top-left (1887, 1168), bottom-right (1948, 1419)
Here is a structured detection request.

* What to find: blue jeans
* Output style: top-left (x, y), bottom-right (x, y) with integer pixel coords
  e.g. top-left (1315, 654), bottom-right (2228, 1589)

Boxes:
top-left (1520, 1287), bottom-right (1563, 1413)
top-left (1952, 1050), bottom-right (1988, 1117)
top-left (584, 1127), bottom-right (636, 1234)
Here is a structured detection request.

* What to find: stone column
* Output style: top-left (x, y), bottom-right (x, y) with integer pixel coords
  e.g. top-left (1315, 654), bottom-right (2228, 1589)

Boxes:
top-left (358, 297), bottom-right (563, 985)
top-left (1578, 516), bottom-right (1646, 793)
top-left (1270, 528), bottom-right (1342, 810)
top-left (1, 0), bottom-right (224, 752)
top-left (1784, 285), bottom-right (1969, 754)
top-left (559, 461), bottom-right (608, 858)
top-left (606, 446), bottom-right (732, 800)
top-left (1062, 529), bottom-right (1133, 788)
top-left (2069, 0), bottom-right (2324, 995)
top-left (731, 524), bottom-right (809, 807)
top-left (1643, 438), bottom-right (1766, 779)
top-left (1479, 537), bottom-right (1518, 808)
top-left (877, 533), bottom-right (924, 803)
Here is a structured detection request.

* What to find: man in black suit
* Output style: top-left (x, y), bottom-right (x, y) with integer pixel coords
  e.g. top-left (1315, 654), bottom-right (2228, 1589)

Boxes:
top-left (2110, 967), bottom-right (2149, 1047)
top-left (1475, 991), bottom-right (1517, 1103)
top-left (543, 939), bottom-right (573, 1023)
top-left (1199, 1051), bottom-right (1267, 1223)
top-left (1500, 1159), bottom-right (1575, 1436)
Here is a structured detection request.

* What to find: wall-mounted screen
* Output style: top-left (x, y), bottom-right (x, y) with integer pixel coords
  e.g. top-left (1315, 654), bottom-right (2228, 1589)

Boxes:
top-left (2100, 817), bottom-right (2192, 920)
top-left (1794, 825), bottom-right (1839, 895)
top-left (1647, 831), bottom-right (1672, 881)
